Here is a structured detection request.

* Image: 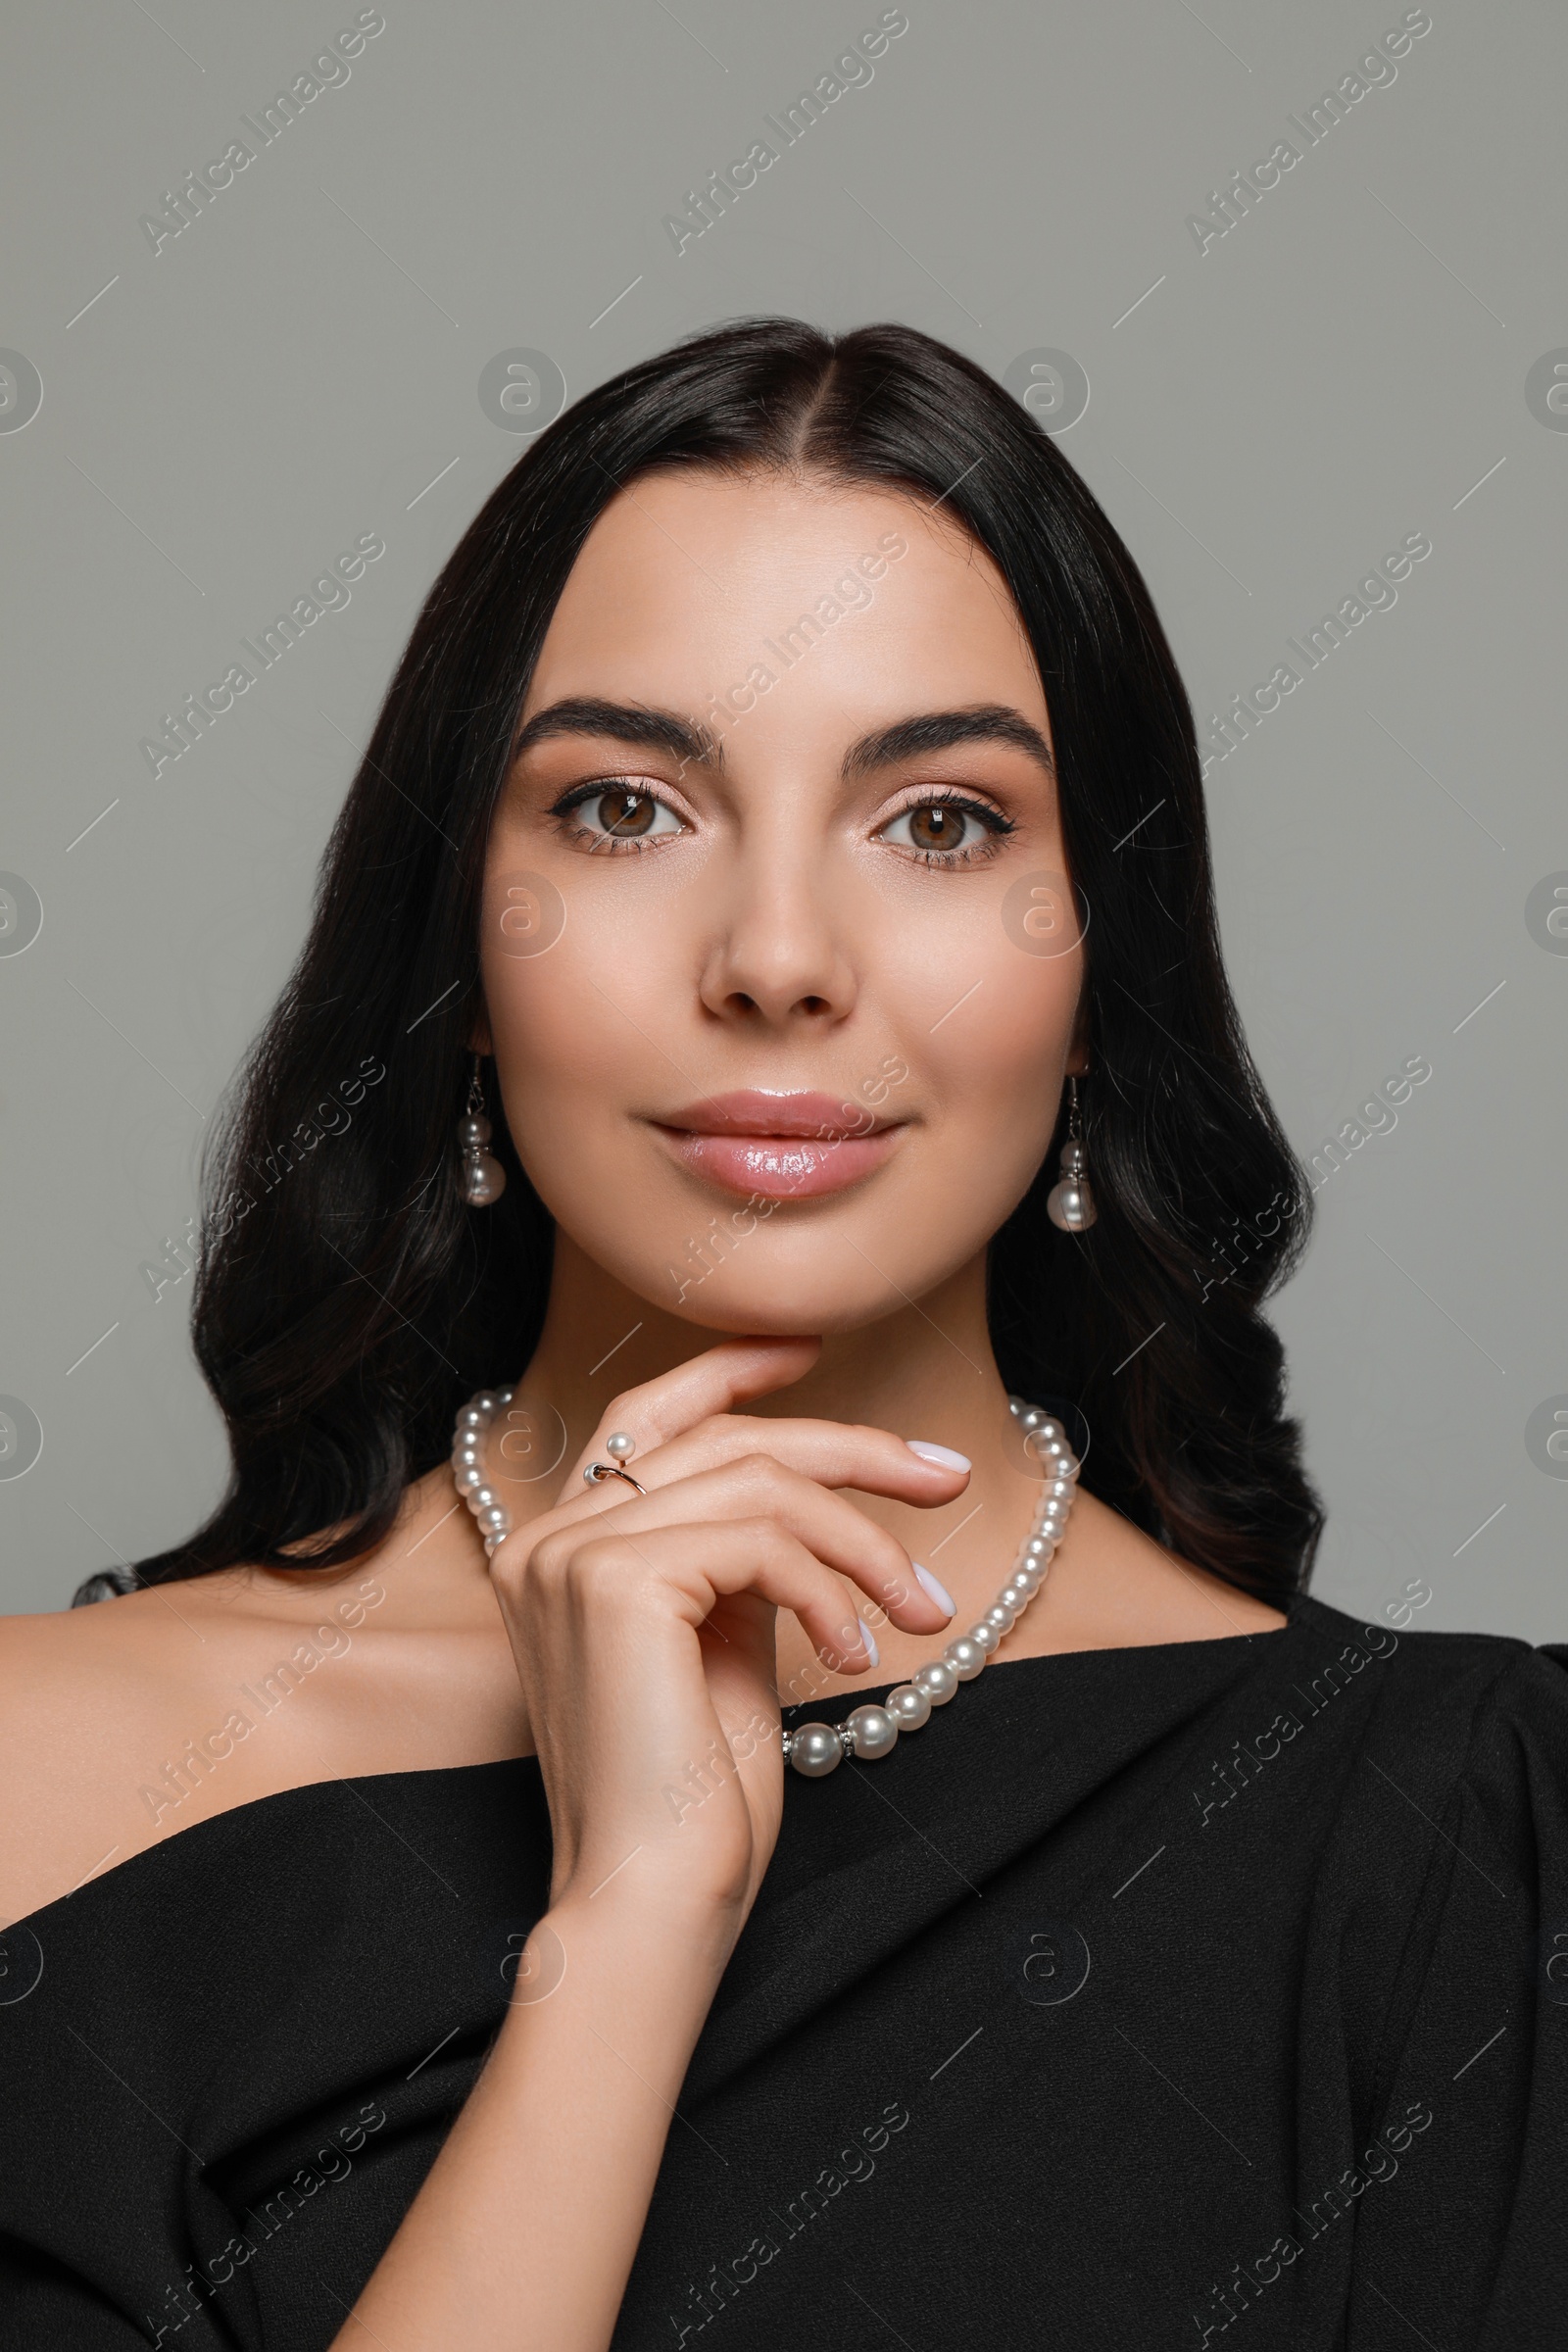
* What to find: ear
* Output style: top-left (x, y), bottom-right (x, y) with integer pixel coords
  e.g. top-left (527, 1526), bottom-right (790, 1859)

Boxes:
top-left (466, 1001), bottom-right (494, 1056)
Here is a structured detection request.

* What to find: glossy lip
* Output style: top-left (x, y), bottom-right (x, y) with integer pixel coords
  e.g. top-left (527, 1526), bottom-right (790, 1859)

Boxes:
top-left (652, 1089), bottom-right (909, 1201)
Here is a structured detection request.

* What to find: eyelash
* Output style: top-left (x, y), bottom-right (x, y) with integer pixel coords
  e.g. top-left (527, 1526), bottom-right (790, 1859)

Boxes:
top-left (879, 786), bottom-right (1015, 867)
top-left (546, 779), bottom-right (1016, 865)
top-left (547, 781), bottom-right (682, 857)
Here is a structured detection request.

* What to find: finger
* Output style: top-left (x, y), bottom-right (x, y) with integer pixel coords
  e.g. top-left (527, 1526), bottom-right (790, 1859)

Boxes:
top-left (549, 1455), bottom-right (955, 1634)
top-left (564, 1336), bottom-right (820, 1498)
top-left (546, 1518), bottom-right (889, 1675)
top-left (587, 1413), bottom-right (971, 1514)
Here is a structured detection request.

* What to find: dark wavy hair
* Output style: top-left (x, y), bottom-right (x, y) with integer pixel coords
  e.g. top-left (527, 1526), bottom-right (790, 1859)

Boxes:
top-left (75, 317), bottom-right (1323, 1611)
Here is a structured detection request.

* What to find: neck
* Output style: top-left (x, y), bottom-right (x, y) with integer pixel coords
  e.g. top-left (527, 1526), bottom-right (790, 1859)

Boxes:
top-left (434, 1232), bottom-right (1081, 1655)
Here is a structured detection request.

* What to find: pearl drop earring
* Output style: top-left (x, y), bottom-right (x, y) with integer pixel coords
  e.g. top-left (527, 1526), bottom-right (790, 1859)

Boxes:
top-left (458, 1054), bottom-right (507, 1207)
top-left (1047, 1073), bottom-right (1097, 1233)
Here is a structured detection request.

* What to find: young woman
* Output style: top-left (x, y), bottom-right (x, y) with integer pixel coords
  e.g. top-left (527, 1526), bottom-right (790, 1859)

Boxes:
top-left (2, 319), bottom-right (1560, 2352)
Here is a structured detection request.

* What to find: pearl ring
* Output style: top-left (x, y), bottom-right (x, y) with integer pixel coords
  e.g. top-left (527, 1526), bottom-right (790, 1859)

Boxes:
top-left (583, 1430), bottom-right (646, 1494)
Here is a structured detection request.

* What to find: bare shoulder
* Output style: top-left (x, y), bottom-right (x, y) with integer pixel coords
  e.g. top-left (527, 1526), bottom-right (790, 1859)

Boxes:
top-left (0, 1571), bottom-right (375, 1937)
top-left (0, 1519), bottom-right (529, 1931)
top-left (0, 1590), bottom-right (227, 1925)
top-left (0, 1589), bottom-right (197, 1757)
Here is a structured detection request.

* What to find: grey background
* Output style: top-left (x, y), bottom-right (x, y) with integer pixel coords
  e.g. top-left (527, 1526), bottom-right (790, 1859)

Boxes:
top-left (2, 0), bottom-right (1563, 1635)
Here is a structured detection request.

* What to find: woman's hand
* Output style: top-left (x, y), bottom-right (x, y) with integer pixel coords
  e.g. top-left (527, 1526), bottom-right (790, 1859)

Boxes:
top-left (330, 1341), bottom-right (963, 2352)
top-left (484, 1336), bottom-right (965, 1930)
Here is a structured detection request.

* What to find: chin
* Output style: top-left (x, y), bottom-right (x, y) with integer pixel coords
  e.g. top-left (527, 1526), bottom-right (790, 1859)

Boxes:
top-left (667, 1280), bottom-right (890, 1340)
top-left (584, 1234), bottom-right (919, 1339)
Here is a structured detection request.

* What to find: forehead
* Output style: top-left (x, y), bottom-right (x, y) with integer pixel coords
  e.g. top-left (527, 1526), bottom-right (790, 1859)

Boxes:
top-left (522, 469), bottom-right (1048, 736)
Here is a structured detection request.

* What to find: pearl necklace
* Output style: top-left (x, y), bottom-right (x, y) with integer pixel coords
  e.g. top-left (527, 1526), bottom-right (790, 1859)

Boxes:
top-left (782, 1396), bottom-right (1078, 1776)
top-left (450, 1392), bottom-right (1080, 1779)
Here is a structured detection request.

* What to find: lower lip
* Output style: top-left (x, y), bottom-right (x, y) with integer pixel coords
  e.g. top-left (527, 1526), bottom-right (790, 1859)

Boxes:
top-left (659, 1126), bottom-right (905, 1200)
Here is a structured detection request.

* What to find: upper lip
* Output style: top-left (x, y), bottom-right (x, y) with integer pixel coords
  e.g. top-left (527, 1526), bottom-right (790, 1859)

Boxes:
top-left (655, 1090), bottom-right (904, 1139)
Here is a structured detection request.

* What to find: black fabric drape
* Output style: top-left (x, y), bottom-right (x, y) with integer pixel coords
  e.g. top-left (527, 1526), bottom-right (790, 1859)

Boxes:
top-left (2, 1593), bottom-right (1563, 2350)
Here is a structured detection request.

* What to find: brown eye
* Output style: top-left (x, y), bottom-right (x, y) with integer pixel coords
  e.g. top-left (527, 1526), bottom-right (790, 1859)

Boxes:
top-left (555, 781), bottom-right (684, 849)
top-left (877, 793), bottom-right (1011, 863)
top-left (905, 802), bottom-right (970, 852)
top-left (597, 788), bottom-right (658, 836)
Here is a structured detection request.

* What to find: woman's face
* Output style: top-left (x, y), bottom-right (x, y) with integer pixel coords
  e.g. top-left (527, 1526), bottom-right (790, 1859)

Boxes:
top-left (477, 469), bottom-right (1085, 1336)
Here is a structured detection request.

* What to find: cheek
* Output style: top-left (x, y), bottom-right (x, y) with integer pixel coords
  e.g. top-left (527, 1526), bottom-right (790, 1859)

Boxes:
top-left (481, 891), bottom-right (676, 1128)
top-left (920, 933), bottom-right (1081, 1182)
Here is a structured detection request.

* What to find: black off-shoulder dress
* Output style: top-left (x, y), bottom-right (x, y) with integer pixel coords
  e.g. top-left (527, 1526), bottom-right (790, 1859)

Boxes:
top-left (1, 1592), bottom-right (1563, 2351)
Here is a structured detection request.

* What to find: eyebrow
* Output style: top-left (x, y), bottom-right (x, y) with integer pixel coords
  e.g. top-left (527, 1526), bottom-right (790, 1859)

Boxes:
top-left (511, 696), bottom-right (1055, 783)
top-left (842, 705), bottom-right (1055, 783)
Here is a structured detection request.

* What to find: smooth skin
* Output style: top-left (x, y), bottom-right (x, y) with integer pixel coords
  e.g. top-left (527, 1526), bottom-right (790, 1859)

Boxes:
top-left (0, 470), bottom-right (1282, 2349)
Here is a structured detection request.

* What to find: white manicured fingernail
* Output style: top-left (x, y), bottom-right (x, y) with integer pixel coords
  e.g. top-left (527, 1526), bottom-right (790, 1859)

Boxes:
top-left (913, 1562), bottom-right (956, 1616)
top-left (857, 1616), bottom-right (880, 1668)
top-left (907, 1441), bottom-right (971, 1471)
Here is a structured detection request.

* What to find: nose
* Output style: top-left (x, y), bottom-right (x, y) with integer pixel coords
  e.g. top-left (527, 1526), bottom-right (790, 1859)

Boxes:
top-left (696, 856), bottom-right (858, 1028)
